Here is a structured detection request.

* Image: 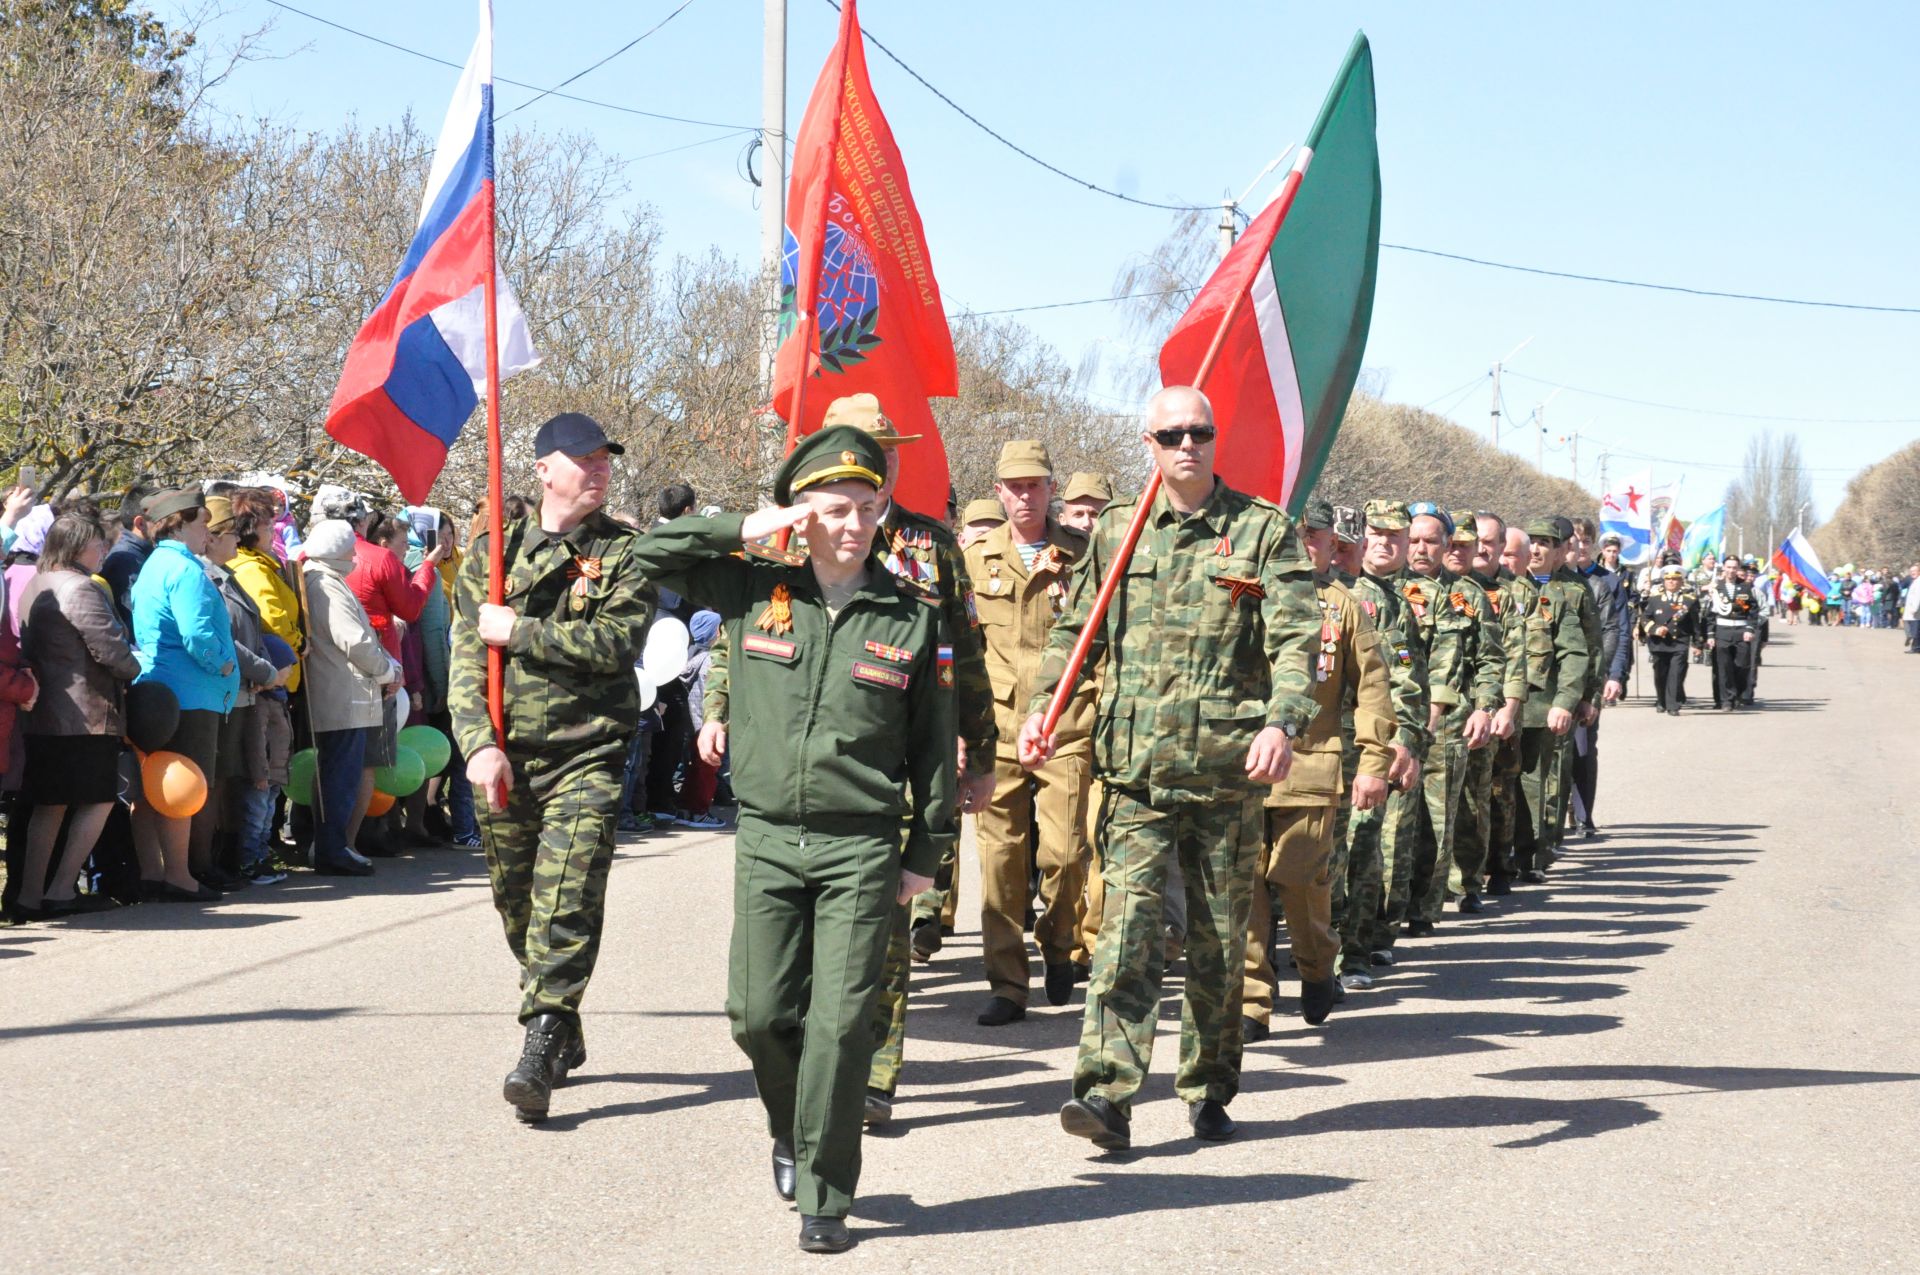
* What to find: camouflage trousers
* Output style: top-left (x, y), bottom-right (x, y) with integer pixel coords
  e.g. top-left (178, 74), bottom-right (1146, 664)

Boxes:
top-left (1486, 732), bottom-right (1524, 882)
top-left (1362, 750), bottom-right (1428, 954)
top-left (728, 816), bottom-right (899, 1219)
top-left (1074, 782), bottom-right (1262, 1117)
top-left (1411, 727), bottom-right (1467, 924)
top-left (1329, 742), bottom-right (1372, 973)
top-left (866, 903), bottom-right (912, 1096)
top-left (1514, 725), bottom-right (1571, 871)
top-left (1449, 740), bottom-right (1497, 897)
top-left (907, 844), bottom-right (961, 931)
top-left (479, 741), bottom-right (625, 1027)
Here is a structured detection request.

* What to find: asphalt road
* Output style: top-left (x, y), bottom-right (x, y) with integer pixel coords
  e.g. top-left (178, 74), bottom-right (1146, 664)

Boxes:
top-left (4, 623), bottom-right (1916, 1273)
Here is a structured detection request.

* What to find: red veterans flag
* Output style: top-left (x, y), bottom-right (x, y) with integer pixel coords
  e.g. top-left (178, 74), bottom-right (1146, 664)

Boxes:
top-left (770, 0), bottom-right (957, 517)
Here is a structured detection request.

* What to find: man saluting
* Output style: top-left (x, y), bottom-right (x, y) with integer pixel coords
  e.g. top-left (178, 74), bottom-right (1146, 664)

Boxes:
top-left (632, 425), bottom-right (954, 1254)
top-left (1019, 385), bottom-right (1319, 1150)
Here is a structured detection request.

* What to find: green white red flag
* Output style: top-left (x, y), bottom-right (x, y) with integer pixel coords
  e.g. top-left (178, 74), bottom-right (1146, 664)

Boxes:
top-left (1158, 32), bottom-right (1380, 516)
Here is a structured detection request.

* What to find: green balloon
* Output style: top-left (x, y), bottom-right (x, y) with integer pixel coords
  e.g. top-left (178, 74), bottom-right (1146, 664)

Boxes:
top-left (397, 724), bottom-right (452, 776)
top-left (287, 748), bottom-right (317, 806)
top-left (374, 745), bottom-right (427, 797)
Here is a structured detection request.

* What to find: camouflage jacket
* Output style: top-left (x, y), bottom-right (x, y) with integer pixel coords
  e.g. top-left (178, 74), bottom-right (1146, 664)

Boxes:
top-left (1348, 570), bottom-right (1430, 757)
top-left (631, 512), bottom-right (956, 876)
top-left (448, 511), bottom-right (651, 763)
top-left (1402, 568), bottom-right (1503, 726)
top-left (1028, 479), bottom-right (1319, 804)
top-left (1519, 565), bottom-right (1597, 725)
top-left (881, 501), bottom-right (995, 777)
top-left (1270, 576), bottom-right (1395, 809)
top-left (966, 517), bottom-right (1095, 756)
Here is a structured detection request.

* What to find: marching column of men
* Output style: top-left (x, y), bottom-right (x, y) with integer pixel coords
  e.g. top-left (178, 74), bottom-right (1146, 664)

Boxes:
top-left (500, 386), bottom-right (1668, 1252)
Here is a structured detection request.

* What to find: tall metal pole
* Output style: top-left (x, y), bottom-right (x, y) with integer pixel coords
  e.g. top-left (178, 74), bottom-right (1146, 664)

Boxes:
top-left (1490, 360), bottom-right (1503, 447)
top-left (1218, 197), bottom-right (1237, 261)
top-left (760, 0), bottom-right (787, 384)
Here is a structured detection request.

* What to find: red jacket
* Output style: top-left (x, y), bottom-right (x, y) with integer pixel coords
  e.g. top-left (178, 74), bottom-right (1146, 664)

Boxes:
top-left (347, 537), bottom-right (437, 662)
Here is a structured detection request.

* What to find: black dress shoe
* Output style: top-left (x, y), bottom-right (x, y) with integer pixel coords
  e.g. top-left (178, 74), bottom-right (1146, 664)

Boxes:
top-left (1059, 1095), bottom-right (1130, 1151)
top-left (1486, 875), bottom-right (1513, 896)
top-left (1240, 1015), bottom-right (1270, 1044)
top-left (1071, 961), bottom-right (1090, 985)
top-left (158, 882), bottom-right (221, 903)
top-left (862, 1088), bottom-right (892, 1128)
top-left (502, 1014), bottom-right (575, 1123)
top-left (1300, 977), bottom-right (1337, 1026)
top-left (908, 920), bottom-right (942, 962)
top-left (1043, 962), bottom-right (1074, 1006)
top-left (976, 995), bottom-right (1026, 1027)
top-left (771, 1138), bottom-right (797, 1202)
top-left (798, 1215), bottom-right (851, 1254)
top-left (1329, 977), bottom-right (1347, 1003)
top-left (1459, 893), bottom-right (1484, 914)
top-left (1520, 868), bottom-right (1548, 884)
top-left (1405, 918), bottom-right (1436, 937)
top-left (1189, 1098), bottom-right (1236, 1141)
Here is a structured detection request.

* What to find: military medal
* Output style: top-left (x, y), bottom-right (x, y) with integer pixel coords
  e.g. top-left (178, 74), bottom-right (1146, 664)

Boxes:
top-left (755, 582), bottom-right (795, 636)
top-left (1215, 535), bottom-right (1232, 557)
top-left (1315, 597), bottom-right (1340, 682)
top-left (988, 563), bottom-right (1004, 594)
top-left (864, 639), bottom-right (914, 664)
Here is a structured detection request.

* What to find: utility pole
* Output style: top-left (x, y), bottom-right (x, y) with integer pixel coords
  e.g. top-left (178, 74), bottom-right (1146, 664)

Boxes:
top-left (1218, 197), bottom-right (1237, 261)
top-left (760, 0), bottom-right (787, 386)
top-left (1534, 387), bottom-right (1563, 472)
top-left (1490, 336), bottom-right (1533, 448)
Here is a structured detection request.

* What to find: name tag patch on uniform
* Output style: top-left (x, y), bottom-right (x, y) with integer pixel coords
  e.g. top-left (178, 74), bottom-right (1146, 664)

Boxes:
top-left (743, 634), bottom-right (798, 661)
top-left (851, 660), bottom-right (910, 691)
top-left (864, 639), bottom-right (915, 663)
top-left (937, 644), bottom-right (954, 688)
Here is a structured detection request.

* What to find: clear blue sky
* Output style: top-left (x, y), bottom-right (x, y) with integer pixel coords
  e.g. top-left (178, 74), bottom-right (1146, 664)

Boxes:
top-left (168, 0), bottom-right (1920, 527)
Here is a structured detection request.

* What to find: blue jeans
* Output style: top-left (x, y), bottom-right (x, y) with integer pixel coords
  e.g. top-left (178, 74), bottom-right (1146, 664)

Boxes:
top-left (235, 783), bottom-right (279, 870)
top-left (314, 727), bottom-right (368, 863)
top-left (448, 737), bottom-right (478, 842)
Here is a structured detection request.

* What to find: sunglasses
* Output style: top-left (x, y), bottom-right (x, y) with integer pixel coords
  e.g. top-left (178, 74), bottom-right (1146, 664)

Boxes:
top-left (1151, 425), bottom-right (1216, 447)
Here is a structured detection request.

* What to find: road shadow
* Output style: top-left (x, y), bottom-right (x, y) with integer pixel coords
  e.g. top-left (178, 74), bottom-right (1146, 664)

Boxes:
top-left (1481, 1064), bottom-right (1920, 1095)
top-left (1144, 1093), bottom-right (1660, 1154)
top-left (534, 1067), bottom-right (760, 1131)
top-left (856, 1170), bottom-right (1356, 1238)
top-left (0, 1005), bottom-right (361, 1043)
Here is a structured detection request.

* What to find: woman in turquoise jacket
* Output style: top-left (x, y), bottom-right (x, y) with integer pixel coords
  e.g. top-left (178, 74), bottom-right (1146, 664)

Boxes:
top-left (128, 488), bottom-right (238, 902)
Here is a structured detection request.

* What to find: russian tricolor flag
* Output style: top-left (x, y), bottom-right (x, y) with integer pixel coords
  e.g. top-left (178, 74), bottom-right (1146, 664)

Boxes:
top-left (325, 0), bottom-right (538, 503)
top-left (1771, 528), bottom-right (1831, 599)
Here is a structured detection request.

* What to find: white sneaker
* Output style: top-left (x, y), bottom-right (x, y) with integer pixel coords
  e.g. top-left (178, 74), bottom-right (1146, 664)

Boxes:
top-left (1339, 970), bottom-right (1373, 990)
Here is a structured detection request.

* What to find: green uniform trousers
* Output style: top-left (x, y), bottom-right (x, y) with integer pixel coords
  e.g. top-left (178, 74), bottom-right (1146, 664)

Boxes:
top-left (1514, 726), bottom-right (1572, 872)
top-left (729, 816), bottom-right (900, 1220)
top-left (1486, 733), bottom-right (1524, 882)
top-left (1244, 804), bottom-right (1338, 1025)
top-left (479, 741), bottom-right (625, 1027)
top-left (1074, 783), bottom-right (1262, 1117)
top-left (1448, 740), bottom-right (1496, 898)
top-left (1411, 728), bottom-right (1467, 925)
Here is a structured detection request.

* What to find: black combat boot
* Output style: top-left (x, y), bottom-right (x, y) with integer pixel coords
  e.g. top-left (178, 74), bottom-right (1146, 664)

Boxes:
top-left (502, 1014), bottom-right (575, 1123)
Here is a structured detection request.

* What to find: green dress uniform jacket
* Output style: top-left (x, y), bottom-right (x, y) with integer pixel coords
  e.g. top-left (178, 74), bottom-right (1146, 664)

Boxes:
top-left (1029, 480), bottom-right (1320, 805)
top-left (630, 511), bottom-right (957, 877)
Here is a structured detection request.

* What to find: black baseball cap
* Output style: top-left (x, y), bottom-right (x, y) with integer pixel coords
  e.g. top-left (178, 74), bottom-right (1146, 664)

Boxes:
top-left (533, 412), bottom-right (624, 459)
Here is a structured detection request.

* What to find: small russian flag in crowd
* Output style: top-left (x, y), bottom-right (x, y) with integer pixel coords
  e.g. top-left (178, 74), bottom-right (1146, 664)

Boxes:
top-left (1771, 528), bottom-right (1830, 598)
top-left (325, 0), bottom-right (538, 503)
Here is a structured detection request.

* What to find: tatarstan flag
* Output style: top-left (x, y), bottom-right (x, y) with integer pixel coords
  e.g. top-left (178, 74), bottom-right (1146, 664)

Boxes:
top-left (771, 0), bottom-right (957, 517)
top-left (1158, 32), bottom-right (1380, 516)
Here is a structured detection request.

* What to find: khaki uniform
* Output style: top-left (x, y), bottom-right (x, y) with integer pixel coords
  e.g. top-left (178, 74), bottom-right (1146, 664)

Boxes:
top-left (967, 518), bottom-right (1095, 1004)
top-left (1244, 578), bottom-right (1394, 1025)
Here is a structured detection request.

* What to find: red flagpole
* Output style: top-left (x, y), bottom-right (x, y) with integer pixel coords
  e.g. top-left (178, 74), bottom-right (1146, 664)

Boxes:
top-left (1038, 157), bottom-right (1314, 740)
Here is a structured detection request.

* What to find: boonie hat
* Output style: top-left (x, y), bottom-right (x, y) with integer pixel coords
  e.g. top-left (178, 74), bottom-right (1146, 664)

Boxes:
top-left (995, 440), bottom-right (1053, 481)
top-left (962, 498), bottom-right (1006, 526)
top-left (1061, 472), bottom-right (1113, 504)
top-left (1449, 509), bottom-right (1479, 544)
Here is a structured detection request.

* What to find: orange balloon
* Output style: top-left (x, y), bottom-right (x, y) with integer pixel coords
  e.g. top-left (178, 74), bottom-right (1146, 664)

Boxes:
top-left (366, 790), bottom-right (396, 816)
top-left (142, 750), bottom-right (208, 819)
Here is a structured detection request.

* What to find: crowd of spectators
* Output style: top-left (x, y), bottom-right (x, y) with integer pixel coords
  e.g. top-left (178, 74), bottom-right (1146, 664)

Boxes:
top-left (0, 476), bottom-right (731, 927)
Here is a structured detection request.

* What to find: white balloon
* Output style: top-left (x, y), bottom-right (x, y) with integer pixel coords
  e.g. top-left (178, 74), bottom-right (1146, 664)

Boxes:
top-left (633, 670), bottom-right (658, 712)
top-left (641, 615), bottom-right (691, 683)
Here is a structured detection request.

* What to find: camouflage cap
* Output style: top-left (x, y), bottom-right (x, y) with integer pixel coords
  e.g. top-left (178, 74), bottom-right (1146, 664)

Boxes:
top-left (821, 392), bottom-right (921, 447)
top-left (1061, 472), bottom-right (1113, 504)
top-left (1523, 515), bottom-right (1571, 543)
top-left (1363, 498), bottom-right (1410, 530)
top-left (1300, 498), bottom-right (1335, 530)
top-left (1449, 509), bottom-right (1479, 544)
top-left (962, 497), bottom-right (1006, 526)
top-left (1333, 504), bottom-right (1362, 544)
top-left (995, 439), bottom-right (1053, 480)
top-left (774, 425), bottom-right (887, 503)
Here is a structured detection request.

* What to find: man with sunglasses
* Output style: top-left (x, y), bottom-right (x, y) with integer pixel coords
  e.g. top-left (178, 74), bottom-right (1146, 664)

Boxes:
top-left (1017, 386), bottom-right (1319, 1150)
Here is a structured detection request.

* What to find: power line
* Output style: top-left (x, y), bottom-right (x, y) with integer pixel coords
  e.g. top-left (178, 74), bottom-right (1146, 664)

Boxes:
top-left (1383, 243), bottom-right (1920, 315)
top-left (1420, 371), bottom-right (1489, 411)
top-left (1503, 371), bottom-right (1920, 426)
top-left (967, 287), bottom-right (1194, 317)
top-left (498, 0), bottom-right (703, 121)
top-left (264, 0), bottom-right (752, 131)
top-left (822, 0), bottom-right (1209, 213)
